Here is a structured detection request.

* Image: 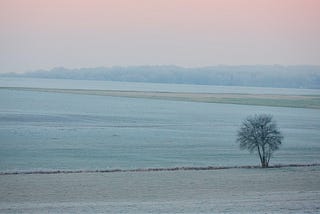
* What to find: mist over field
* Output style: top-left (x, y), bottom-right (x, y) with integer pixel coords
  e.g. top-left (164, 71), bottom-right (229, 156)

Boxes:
top-left (3, 65), bottom-right (320, 89)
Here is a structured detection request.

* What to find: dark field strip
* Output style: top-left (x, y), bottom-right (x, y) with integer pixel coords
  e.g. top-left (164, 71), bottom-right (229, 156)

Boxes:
top-left (1, 164), bottom-right (319, 176)
top-left (1, 86), bottom-right (320, 109)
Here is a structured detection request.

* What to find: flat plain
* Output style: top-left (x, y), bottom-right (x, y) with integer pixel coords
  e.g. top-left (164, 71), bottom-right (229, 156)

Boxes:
top-left (0, 166), bottom-right (319, 213)
top-left (1, 86), bottom-right (320, 109)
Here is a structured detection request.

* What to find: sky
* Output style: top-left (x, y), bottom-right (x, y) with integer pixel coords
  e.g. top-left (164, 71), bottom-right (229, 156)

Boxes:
top-left (0, 0), bottom-right (320, 73)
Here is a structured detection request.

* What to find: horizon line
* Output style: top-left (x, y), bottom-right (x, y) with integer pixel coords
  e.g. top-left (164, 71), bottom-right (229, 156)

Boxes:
top-left (5, 64), bottom-right (320, 74)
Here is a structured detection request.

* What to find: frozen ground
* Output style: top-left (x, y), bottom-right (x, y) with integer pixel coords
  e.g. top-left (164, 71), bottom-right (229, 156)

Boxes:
top-left (0, 166), bottom-right (319, 213)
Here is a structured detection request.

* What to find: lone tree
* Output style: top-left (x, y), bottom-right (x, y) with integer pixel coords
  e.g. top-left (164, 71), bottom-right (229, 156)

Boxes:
top-left (236, 114), bottom-right (283, 168)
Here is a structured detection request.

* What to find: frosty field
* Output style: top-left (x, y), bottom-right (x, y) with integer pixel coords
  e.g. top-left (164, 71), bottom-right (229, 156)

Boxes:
top-left (0, 166), bottom-right (319, 213)
top-left (1, 78), bottom-right (320, 213)
top-left (2, 87), bottom-right (320, 109)
top-left (1, 87), bottom-right (320, 172)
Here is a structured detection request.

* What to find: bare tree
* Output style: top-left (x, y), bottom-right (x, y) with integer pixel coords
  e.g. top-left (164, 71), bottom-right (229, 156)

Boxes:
top-left (236, 114), bottom-right (283, 168)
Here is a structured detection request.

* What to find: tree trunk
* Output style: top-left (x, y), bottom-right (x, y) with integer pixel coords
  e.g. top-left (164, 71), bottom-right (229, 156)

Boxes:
top-left (261, 160), bottom-right (269, 168)
top-left (260, 145), bottom-right (269, 168)
top-left (257, 146), bottom-right (263, 167)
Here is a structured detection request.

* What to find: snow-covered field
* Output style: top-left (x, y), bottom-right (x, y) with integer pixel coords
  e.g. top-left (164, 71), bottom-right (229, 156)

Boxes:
top-left (1, 166), bottom-right (319, 213)
top-left (1, 78), bottom-right (320, 213)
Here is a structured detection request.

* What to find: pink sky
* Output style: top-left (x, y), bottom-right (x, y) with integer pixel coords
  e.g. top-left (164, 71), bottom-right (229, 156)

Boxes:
top-left (0, 0), bottom-right (320, 72)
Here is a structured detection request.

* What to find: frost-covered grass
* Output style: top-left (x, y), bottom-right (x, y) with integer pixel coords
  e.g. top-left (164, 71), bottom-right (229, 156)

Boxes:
top-left (1, 86), bottom-right (320, 109)
top-left (1, 166), bottom-right (319, 213)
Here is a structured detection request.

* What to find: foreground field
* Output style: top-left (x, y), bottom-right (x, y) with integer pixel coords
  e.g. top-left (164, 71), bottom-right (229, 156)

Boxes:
top-left (1, 86), bottom-right (320, 109)
top-left (0, 166), bottom-right (319, 213)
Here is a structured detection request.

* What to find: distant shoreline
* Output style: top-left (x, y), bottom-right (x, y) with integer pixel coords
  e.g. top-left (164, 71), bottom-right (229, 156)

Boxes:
top-left (1, 86), bottom-right (320, 109)
top-left (1, 163), bottom-right (319, 176)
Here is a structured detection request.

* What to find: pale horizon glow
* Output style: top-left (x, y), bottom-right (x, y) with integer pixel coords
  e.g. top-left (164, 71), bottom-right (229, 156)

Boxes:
top-left (0, 0), bottom-right (320, 73)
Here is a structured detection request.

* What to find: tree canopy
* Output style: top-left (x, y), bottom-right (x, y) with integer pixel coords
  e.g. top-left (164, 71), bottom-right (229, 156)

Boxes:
top-left (237, 114), bottom-right (283, 168)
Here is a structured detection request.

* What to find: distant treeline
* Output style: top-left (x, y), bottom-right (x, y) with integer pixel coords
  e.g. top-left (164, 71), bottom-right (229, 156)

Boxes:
top-left (2, 65), bottom-right (320, 89)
